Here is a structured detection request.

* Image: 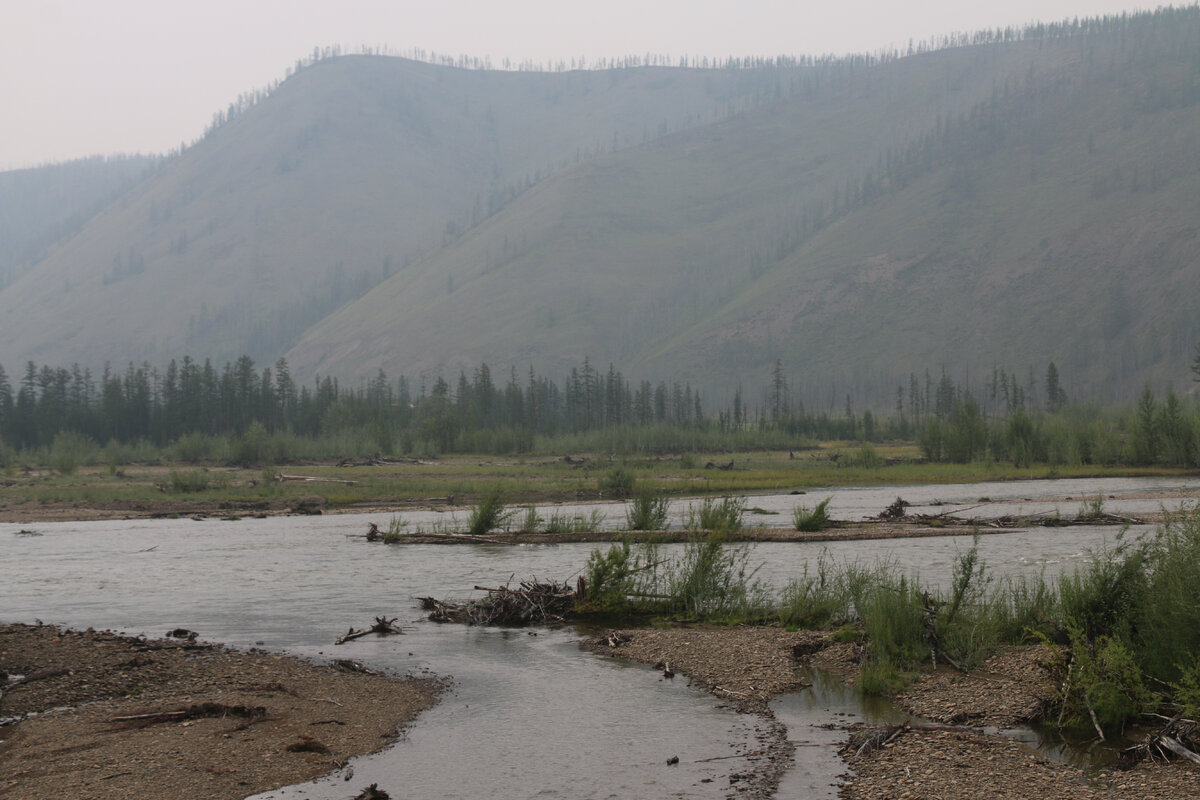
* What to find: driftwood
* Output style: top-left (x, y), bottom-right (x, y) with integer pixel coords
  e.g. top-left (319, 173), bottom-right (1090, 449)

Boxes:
top-left (421, 578), bottom-right (580, 626)
top-left (410, 531), bottom-right (509, 545)
top-left (841, 722), bottom-right (988, 759)
top-left (109, 702), bottom-right (265, 729)
top-left (338, 456), bottom-right (431, 467)
top-left (602, 631), bottom-right (632, 648)
top-left (285, 736), bottom-right (330, 753)
top-left (335, 616), bottom-right (403, 645)
top-left (874, 497), bottom-right (911, 521)
top-left (277, 474), bottom-right (357, 485)
top-left (1121, 714), bottom-right (1200, 767)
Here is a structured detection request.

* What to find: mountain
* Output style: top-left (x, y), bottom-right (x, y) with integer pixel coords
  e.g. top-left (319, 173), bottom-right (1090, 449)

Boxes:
top-left (2, 8), bottom-right (1198, 405)
top-left (0, 154), bottom-right (157, 290)
top-left (0, 56), bottom-right (777, 368)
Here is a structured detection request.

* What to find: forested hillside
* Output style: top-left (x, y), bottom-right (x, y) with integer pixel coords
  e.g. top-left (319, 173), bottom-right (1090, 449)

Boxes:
top-left (2, 8), bottom-right (1198, 407)
top-left (0, 154), bottom-right (157, 290)
top-left (0, 56), bottom-right (786, 370)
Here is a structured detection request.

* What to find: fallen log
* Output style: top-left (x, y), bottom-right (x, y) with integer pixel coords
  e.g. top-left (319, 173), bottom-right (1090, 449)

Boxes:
top-left (109, 702), bottom-right (266, 729)
top-left (1158, 735), bottom-right (1200, 766)
top-left (335, 616), bottom-right (403, 645)
top-left (278, 474), bottom-right (357, 485)
top-left (1120, 713), bottom-right (1200, 767)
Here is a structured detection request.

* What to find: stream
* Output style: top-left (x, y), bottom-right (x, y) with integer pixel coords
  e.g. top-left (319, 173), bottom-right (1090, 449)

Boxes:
top-left (2, 476), bottom-right (1197, 798)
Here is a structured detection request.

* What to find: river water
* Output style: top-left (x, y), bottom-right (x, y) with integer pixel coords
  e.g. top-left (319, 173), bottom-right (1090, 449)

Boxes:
top-left (2, 476), bottom-right (1197, 798)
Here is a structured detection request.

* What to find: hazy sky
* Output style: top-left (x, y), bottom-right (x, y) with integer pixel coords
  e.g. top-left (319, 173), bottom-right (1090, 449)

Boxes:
top-left (1, 0), bottom-right (1168, 169)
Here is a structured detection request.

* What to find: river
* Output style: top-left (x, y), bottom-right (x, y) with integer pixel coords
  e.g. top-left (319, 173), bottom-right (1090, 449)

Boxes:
top-left (2, 476), bottom-right (1196, 798)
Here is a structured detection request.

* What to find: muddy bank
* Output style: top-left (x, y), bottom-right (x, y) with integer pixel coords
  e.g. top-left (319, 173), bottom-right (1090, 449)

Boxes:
top-left (0, 624), bottom-right (442, 800)
top-left (585, 626), bottom-right (1200, 800)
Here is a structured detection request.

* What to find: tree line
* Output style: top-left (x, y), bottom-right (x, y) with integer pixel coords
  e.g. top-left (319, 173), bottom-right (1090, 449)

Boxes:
top-left (0, 357), bottom-right (712, 454)
top-left (0, 354), bottom-right (1197, 470)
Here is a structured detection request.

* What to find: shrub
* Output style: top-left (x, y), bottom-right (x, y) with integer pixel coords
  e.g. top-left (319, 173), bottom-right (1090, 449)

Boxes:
top-left (518, 505), bottom-right (542, 533)
top-left (466, 490), bottom-right (514, 535)
top-left (858, 575), bottom-right (928, 684)
top-left (668, 532), bottom-right (765, 618)
top-left (383, 515), bottom-right (408, 543)
top-left (1065, 626), bottom-right (1153, 734)
top-left (1075, 495), bottom-right (1105, 521)
top-left (599, 466), bottom-right (636, 498)
top-left (858, 660), bottom-right (915, 697)
top-left (934, 537), bottom-right (1003, 670)
top-left (793, 497), bottom-right (833, 532)
top-left (584, 541), bottom-right (638, 610)
top-left (689, 496), bottom-right (744, 535)
top-left (543, 509), bottom-right (605, 533)
top-left (49, 431), bottom-right (96, 475)
top-left (233, 421), bottom-right (273, 467)
top-left (173, 432), bottom-right (218, 463)
top-left (626, 489), bottom-right (670, 531)
top-left (778, 555), bottom-right (879, 629)
top-left (854, 442), bottom-right (881, 469)
top-left (169, 469), bottom-right (212, 493)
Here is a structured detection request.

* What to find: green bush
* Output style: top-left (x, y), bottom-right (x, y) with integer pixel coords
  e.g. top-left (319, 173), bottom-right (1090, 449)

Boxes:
top-left (583, 541), bottom-right (638, 610)
top-left (543, 508), bottom-right (604, 533)
top-left (859, 575), bottom-right (929, 677)
top-left (233, 421), bottom-right (273, 467)
top-left (517, 505), bottom-right (542, 533)
top-left (1064, 626), bottom-right (1153, 733)
top-left (668, 532), bottom-right (764, 618)
top-left (383, 515), bottom-right (408, 543)
top-left (854, 442), bottom-right (881, 469)
top-left (858, 660), bottom-right (915, 697)
top-left (599, 466), bottom-right (636, 498)
top-left (792, 497), bottom-right (833, 532)
top-left (626, 489), bottom-right (670, 531)
top-left (49, 431), bottom-right (96, 475)
top-left (172, 432), bottom-right (219, 463)
top-left (689, 496), bottom-right (744, 535)
top-left (778, 555), bottom-right (878, 629)
top-left (168, 469), bottom-right (213, 493)
top-left (466, 490), bottom-right (514, 535)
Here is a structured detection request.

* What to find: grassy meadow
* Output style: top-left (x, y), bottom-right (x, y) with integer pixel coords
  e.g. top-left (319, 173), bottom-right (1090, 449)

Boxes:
top-left (0, 440), bottom-right (1189, 521)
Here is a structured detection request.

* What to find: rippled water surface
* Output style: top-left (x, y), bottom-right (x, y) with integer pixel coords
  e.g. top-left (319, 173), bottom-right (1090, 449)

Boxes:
top-left (3, 476), bottom-right (1196, 797)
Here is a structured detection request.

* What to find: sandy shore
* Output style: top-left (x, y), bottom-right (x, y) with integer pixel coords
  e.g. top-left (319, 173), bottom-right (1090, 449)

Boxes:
top-left (0, 624), bottom-right (442, 800)
top-left (585, 626), bottom-right (1200, 800)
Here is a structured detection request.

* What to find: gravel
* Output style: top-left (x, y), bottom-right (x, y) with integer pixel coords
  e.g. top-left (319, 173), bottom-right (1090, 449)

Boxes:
top-left (0, 623), bottom-right (442, 800)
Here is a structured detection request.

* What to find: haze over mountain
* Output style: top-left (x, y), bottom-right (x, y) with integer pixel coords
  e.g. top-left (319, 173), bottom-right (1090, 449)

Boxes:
top-left (2, 7), bottom-right (1197, 406)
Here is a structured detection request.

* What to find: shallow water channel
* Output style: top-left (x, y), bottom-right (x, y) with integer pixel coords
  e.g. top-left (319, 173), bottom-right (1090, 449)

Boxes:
top-left (3, 476), bottom-right (1197, 798)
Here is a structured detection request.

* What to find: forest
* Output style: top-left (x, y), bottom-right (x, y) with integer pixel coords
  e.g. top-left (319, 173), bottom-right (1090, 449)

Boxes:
top-left (0, 353), bottom-right (1196, 471)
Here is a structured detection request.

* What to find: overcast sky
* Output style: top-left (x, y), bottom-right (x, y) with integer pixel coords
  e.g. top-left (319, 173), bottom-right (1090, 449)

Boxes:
top-left (0, 0), bottom-right (1169, 170)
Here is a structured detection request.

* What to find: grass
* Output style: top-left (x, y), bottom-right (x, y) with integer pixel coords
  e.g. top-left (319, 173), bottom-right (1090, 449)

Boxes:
top-left (0, 448), bottom-right (1189, 520)
top-left (792, 497), bottom-right (833, 532)
top-left (573, 507), bottom-right (1200, 732)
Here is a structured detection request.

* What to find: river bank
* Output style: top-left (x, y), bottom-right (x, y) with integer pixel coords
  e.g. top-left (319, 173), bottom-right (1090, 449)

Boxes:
top-left (586, 626), bottom-right (1200, 800)
top-left (1, 454), bottom-right (1192, 525)
top-left (0, 624), bottom-right (442, 800)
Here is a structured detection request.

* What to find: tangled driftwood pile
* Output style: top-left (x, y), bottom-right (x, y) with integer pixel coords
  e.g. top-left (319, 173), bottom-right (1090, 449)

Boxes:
top-left (419, 579), bottom-right (580, 626)
top-left (1121, 715), bottom-right (1200, 767)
